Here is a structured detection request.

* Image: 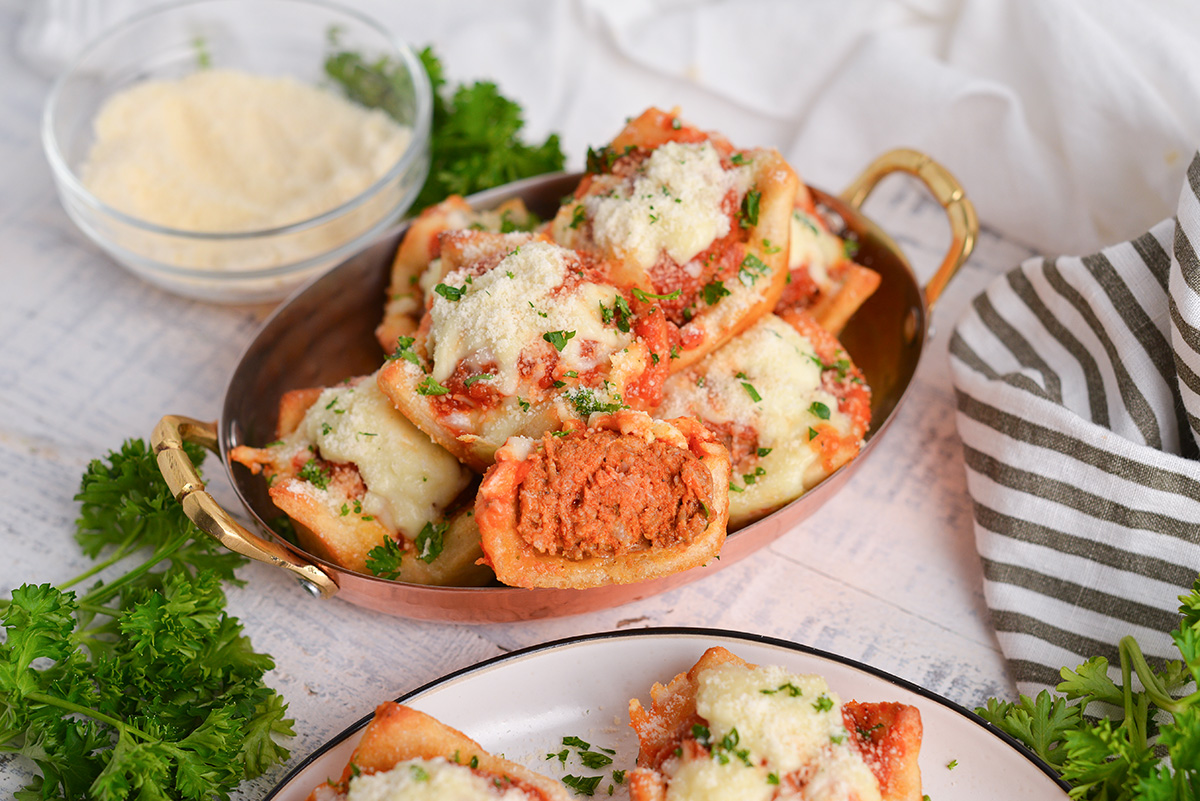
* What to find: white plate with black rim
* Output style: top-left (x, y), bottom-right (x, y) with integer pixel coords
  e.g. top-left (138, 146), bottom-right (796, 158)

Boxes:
top-left (265, 628), bottom-right (1070, 800)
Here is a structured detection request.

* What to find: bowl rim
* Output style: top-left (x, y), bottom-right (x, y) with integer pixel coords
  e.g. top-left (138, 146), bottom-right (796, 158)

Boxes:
top-left (40, 0), bottom-right (432, 263)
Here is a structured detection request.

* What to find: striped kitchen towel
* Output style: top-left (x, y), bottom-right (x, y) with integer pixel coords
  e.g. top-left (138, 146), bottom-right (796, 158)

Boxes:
top-left (948, 152), bottom-right (1200, 699)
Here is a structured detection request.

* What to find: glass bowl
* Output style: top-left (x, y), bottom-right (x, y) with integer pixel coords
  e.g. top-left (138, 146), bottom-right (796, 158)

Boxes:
top-left (42, 0), bottom-right (431, 304)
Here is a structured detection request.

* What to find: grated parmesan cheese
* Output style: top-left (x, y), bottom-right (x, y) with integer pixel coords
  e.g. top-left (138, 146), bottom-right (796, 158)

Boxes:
top-left (426, 241), bottom-right (632, 396)
top-left (586, 141), bottom-right (750, 273)
top-left (81, 68), bottom-right (412, 234)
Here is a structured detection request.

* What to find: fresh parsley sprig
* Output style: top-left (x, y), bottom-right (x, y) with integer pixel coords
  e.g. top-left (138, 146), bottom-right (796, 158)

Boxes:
top-left (0, 440), bottom-right (293, 800)
top-left (325, 45), bottom-right (565, 213)
top-left (977, 574), bottom-right (1200, 799)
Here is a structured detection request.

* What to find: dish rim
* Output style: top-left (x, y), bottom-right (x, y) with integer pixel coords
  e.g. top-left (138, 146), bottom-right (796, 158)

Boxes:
top-left (261, 626), bottom-right (1070, 798)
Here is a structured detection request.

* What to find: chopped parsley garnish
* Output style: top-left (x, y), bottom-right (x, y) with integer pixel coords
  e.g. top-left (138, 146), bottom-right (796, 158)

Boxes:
top-left (365, 536), bottom-right (403, 579)
top-left (738, 253), bottom-right (770, 287)
top-left (631, 287), bottom-right (682, 302)
top-left (563, 775), bottom-right (604, 796)
top-left (569, 204), bottom-right (587, 229)
top-left (809, 426), bottom-right (819, 441)
top-left (670, 345), bottom-right (681, 360)
top-left (417, 376), bottom-right (450, 396)
top-left (739, 189), bottom-right (761, 228)
top-left (470, 756), bottom-right (479, 769)
top-left (387, 335), bottom-right (422, 367)
top-left (729, 482), bottom-right (745, 492)
top-left (543, 330), bottom-right (576, 352)
top-left (844, 238), bottom-right (860, 258)
top-left (813, 693), bottom-right (834, 712)
top-left (761, 238), bottom-right (782, 254)
top-left (757, 447), bottom-right (772, 457)
top-left (463, 373), bottom-right (494, 388)
top-left (946, 759), bottom-right (958, 770)
top-left (671, 117), bottom-right (682, 130)
top-left (691, 724), bottom-right (712, 748)
top-left (415, 520), bottom-right (448, 563)
top-left (702, 280), bottom-right (730, 305)
top-left (612, 770), bottom-right (625, 784)
top-left (585, 144), bottom-right (634, 175)
top-left (600, 296), bottom-right (633, 332)
top-left (547, 749), bottom-right (569, 764)
top-left (740, 380), bottom-right (762, 403)
top-left (767, 773), bottom-right (780, 785)
top-left (809, 401), bottom-right (831, 420)
top-left (517, 397), bottom-right (531, 411)
top-left (730, 152), bottom-right (750, 165)
top-left (321, 422), bottom-right (333, 436)
top-left (434, 282), bottom-right (466, 301)
top-left (326, 46), bottom-right (564, 213)
top-left (567, 388), bottom-right (625, 416)
top-left (761, 681), bottom-right (803, 696)
top-left (579, 750), bottom-right (613, 769)
top-left (410, 764), bottom-right (430, 781)
top-left (298, 458), bottom-right (330, 490)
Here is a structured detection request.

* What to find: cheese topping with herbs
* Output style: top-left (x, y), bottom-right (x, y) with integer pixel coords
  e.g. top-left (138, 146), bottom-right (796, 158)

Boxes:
top-left (284, 375), bottom-right (470, 534)
top-left (663, 663), bottom-right (880, 801)
top-left (346, 757), bottom-right (529, 801)
top-left (655, 314), bottom-right (855, 526)
top-left (426, 241), bottom-right (632, 396)
top-left (788, 210), bottom-right (845, 295)
top-left (586, 141), bottom-right (751, 272)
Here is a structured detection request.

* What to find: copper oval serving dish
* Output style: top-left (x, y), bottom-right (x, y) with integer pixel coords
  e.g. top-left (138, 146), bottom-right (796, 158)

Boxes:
top-left (153, 148), bottom-right (977, 622)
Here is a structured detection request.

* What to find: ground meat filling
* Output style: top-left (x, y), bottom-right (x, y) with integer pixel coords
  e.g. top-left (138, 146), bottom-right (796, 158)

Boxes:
top-left (515, 429), bottom-right (714, 560)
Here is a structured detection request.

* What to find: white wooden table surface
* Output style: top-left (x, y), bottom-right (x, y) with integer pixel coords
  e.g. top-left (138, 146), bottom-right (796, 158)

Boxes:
top-left (0, 1), bottom-right (1039, 795)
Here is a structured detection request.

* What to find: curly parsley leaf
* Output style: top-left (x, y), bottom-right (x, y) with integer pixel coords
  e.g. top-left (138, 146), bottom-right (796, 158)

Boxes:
top-left (415, 521), bottom-right (448, 564)
top-left (0, 441), bottom-right (293, 800)
top-left (324, 46), bottom-right (564, 213)
top-left (366, 536), bottom-right (404, 580)
top-left (977, 573), bottom-right (1200, 797)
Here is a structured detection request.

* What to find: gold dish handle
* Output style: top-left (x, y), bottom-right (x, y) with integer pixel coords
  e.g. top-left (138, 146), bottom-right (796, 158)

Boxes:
top-left (151, 414), bottom-right (339, 599)
top-left (840, 148), bottom-right (979, 311)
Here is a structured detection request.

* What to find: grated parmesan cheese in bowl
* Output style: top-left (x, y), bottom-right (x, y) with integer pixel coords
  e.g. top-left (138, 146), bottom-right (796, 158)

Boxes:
top-left (42, 0), bottom-right (431, 303)
top-left (82, 69), bottom-right (412, 236)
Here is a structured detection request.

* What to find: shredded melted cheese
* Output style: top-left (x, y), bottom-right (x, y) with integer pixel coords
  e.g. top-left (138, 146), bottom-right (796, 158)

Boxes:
top-left (287, 375), bottom-right (470, 535)
top-left (346, 758), bottom-right (529, 801)
top-left (663, 663), bottom-right (881, 801)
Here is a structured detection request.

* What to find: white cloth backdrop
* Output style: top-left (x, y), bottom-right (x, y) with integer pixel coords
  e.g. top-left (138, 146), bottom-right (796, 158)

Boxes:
top-left (20, 0), bottom-right (1200, 255)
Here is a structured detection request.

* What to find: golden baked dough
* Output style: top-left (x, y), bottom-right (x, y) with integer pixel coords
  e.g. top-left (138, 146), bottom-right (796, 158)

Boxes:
top-left (306, 703), bottom-right (570, 801)
top-left (475, 410), bottom-right (730, 589)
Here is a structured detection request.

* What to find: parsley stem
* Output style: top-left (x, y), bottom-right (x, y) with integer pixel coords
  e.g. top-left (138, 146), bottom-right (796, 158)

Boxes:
top-left (57, 536), bottom-right (141, 590)
top-left (1121, 635), bottom-right (1200, 715)
top-left (78, 533), bottom-right (191, 607)
top-left (24, 691), bottom-right (149, 741)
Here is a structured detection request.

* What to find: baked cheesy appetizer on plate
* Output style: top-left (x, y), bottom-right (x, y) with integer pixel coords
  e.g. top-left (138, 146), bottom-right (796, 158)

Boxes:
top-left (236, 107), bottom-right (880, 590)
top-left (307, 703), bottom-right (570, 801)
top-left (628, 647), bottom-right (922, 801)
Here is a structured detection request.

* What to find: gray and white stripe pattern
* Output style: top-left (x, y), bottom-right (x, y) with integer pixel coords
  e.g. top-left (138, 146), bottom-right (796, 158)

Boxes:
top-left (949, 152), bottom-right (1200, 698)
